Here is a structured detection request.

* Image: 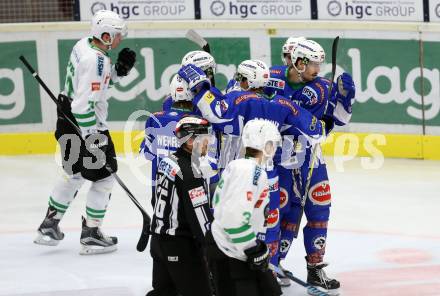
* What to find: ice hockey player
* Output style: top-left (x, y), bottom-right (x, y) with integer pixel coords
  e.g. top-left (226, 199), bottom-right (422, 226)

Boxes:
top-left (162, 50), bottom-right (218, 111)
top-left (140, 74), bottom-right (194, 202)
top-left (177, 60), bottom-right (331, 273)
top-left (147, 116), bottom-right (214, 296)
top-left (34, 10), bottom-right (136, 254)
top-left (205, 119), bottom-right (282, 296)
top-left (265, 39), bottom-right (356, 294)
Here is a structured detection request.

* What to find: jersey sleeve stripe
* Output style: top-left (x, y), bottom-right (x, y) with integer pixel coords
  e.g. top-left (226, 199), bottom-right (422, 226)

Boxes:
top-left (231, 232), bottom-right (256, 243)
top-left (77, 119), bottom-right (97, 127)
top-left (224, 223), bottom-right (251, 235)
top-left (73, 111), bottom-right (95, 119)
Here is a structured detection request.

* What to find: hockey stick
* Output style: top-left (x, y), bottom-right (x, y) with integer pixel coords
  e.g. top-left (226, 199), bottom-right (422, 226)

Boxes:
top-left (269, 264), bottom-right (330, 296)
top-left (185, 29), bottom-right (216, 87)
top-left (293, 36), bottom-right (340, 238)
top-left (19, 55), bottom-right (151, 252)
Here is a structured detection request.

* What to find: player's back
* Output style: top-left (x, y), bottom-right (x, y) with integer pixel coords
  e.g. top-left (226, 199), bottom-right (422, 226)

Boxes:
top-left (141, 109), bottom-right (189, 199)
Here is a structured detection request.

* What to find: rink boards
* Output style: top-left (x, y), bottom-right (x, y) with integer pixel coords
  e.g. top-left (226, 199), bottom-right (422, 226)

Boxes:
top-left (1, 20), bottom-right (440, 159)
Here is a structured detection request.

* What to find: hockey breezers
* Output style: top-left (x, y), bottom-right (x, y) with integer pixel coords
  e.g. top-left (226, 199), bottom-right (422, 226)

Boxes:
top-left (269, 264), bottom-right (330, 296)
top-left (19, 55), bottom-right (151, 252)
top-left (293, 36), bottom-right (340, 239)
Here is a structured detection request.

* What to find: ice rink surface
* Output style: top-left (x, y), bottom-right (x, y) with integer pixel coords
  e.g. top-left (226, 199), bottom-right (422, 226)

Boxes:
top-left (1, 154), bottom-right (439, 296)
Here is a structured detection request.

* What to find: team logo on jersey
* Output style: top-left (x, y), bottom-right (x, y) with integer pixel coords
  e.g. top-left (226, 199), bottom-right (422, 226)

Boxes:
top-left (215, 100), bottom-right (228, 116)
top-left (203, 91), bottom-right (215, 104)
top-left (97, 55), bottom-right (104, 76)
top-left (91, 82), bottom-right (100, 91)
top-left (267, 78), bottom-right (285, 89)
top-left (280, 187), bottom-right (288, 209)
top-left (302, 86), bottom-right (318, 105)
top-left (189, 186), bottom-right (208, 207)
top-left (268, 180), bottom-right (279, 193)
top-left (266, 208), bottom-right (279, 228)
top-left (308, 181), bottom-right (331, 205)
top-left (312, 236), bottom-right (326, 250)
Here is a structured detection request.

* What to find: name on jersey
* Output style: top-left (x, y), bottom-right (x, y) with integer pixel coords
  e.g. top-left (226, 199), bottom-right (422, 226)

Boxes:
top-left (157, 135), bottom-right (179, 148)
top-left (314, 82), bottom-right (326, 104)
top-left (252, 165), bottom-right (262, 185)
top-left (270, 69), bottom-right (282, 75)
top-left (277, 99), bottom-right (299, 116)
top-left (97, 55), bottom-right (104, 76)
top-left (267, 79), bottom-right (285, 90)
top-left (235, 94), bottom-right (258, 105)
top-left (188, 186), bottom-right (208, 207)
top-left (302, 86), bottom-right (318, 106)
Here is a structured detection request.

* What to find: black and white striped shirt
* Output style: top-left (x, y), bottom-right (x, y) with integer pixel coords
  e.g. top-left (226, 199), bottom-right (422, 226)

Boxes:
top-left (150, 148), bottom-right (213, 244)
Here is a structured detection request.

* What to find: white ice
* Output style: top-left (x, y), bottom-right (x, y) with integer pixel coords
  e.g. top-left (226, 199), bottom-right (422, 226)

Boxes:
top-left (0, 154), bottom-right (439, 296)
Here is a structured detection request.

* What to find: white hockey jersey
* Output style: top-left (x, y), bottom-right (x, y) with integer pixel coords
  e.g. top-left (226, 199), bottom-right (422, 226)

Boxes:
top-left (211, 158), bottom-right (270, 261)
top-left (63, 37), bottom-right (119, 137)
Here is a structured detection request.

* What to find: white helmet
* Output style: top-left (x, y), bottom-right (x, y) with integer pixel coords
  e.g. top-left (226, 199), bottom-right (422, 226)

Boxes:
top-left (170, 74), bottom-right (192, 102)
top-left (181, 51), bottom-right (217, 76)
top-left (290, 39), bottom-right (325, 66)
top-left (242, 119), bottom-right (281, 153)
top-left (281, 36), bottom-right (306, 65)
top-left (91, 10), bottom-right (127, 47)
top-left (235, 59), bottom-right (270, 90)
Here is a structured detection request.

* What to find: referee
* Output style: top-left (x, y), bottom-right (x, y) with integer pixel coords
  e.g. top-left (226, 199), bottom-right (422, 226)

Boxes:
top-left (146, 116), bottom-right (214, 296)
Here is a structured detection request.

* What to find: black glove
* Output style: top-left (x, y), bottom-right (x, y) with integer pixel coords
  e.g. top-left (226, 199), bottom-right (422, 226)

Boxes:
top-left (115, 48), bottom-right (136, 76)
top-left (244, 240), bottom-right (270, 272)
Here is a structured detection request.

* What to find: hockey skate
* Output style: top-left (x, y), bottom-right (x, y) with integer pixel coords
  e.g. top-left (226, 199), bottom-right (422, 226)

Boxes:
top-left (306, 260), bottom-right (340, 296)
top-left (79, 216), bottom-right (117, 255)
top-left (34, 207), bottom-right (64, 246)
top-left (276, 263), bottom-right (292, 287)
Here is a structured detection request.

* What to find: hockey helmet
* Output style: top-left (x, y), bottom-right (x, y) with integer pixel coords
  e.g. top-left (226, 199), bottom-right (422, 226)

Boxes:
top-left (170, 74), bottom-right (193, 102)
top-left (290, 39), bottom-right (325, 67)
top-left (91, 10), bottom-right (127, 47)
top-left (281, 36), bottom-right (306, 65)
top-left (242, 119), bottom-right (281, 156)
top-left (234, 59), bottom-right (270, 90)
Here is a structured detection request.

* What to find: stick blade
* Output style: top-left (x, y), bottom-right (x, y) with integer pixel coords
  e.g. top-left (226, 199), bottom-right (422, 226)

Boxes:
top-left (186, 29), bottom-right (208, 49)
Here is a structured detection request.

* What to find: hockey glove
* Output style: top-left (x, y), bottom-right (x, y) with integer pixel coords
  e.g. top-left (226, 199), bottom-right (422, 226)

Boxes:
top-left (244, 240), bottom-right (270, 272)
top-left (336, 72), bottom-right (355, 112)
top-left (178, 64), bottom-right (211, 93)
top-left (115, 48), bottom-right (136, 76)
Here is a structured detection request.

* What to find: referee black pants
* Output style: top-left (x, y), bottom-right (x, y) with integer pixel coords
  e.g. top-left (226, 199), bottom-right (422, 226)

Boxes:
top-left (146, 234), bottom-right (213, 296)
